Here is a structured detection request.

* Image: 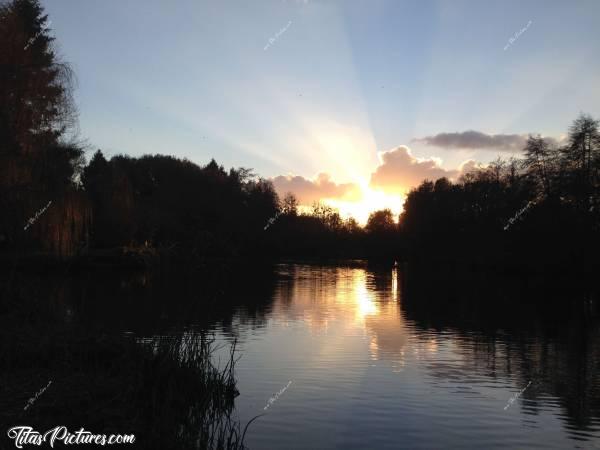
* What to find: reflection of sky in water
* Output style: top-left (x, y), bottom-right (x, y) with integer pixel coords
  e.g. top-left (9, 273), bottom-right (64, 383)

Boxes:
top-left (206, 263), bottom-right (600, 450)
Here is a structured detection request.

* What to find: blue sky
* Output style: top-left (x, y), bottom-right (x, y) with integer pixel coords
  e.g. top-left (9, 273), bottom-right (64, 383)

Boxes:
top-left (42, 0), bottom-right (600, 219)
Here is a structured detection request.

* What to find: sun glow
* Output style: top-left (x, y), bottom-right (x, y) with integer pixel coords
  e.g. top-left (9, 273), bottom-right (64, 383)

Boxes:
top-left (353, 273), bottom-right (378, 320)
top-left (323, 181), bottom-right (404, 225)
top-left (280, 123), bottom-right (405, 225)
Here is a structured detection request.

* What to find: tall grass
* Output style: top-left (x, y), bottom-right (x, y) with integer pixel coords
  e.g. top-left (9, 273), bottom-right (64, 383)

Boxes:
top-left (0, 272), bottom-right (248, 449)
top-left (134, 333), bottom-right (245, 449)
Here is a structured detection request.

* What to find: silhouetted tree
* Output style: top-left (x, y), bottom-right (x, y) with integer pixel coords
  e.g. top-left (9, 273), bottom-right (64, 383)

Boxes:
top-left (522, 135), bottom-right (556, 198)
top-left (0, 0), bottom-right (78, 164)
top-left (366, 209), bottom-right (395, 234)
top-left (311, 202), bottom-right (343, 231)
top-left (560, 114), bottom-right (600, 211)
top-left (1, 1), bottom-right (597, 269)
top-left (0, 0), bottom-right (86, 255)
top-left (281, 192), bottom-right (298, 216)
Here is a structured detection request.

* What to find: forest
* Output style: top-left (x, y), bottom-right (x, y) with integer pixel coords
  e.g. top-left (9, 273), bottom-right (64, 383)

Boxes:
top-left (1, 0), bottom-right (599, 273)
top-left (2, 2), bottom-right (600, 449)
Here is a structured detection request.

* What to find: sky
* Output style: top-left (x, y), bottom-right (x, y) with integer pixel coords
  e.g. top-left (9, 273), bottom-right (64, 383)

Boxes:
top-left (42, 0), bottom-right (600, 223)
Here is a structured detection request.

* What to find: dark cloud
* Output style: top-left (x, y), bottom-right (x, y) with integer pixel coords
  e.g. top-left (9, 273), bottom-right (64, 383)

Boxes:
top-left (272, 172), bottom-right (360, 204)
top-left (413, 131), bottom-right (527, 152)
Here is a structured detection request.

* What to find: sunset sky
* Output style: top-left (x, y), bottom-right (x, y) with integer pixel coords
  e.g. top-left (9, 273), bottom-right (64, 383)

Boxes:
top-left (43, 0), bottom-right (600, 223)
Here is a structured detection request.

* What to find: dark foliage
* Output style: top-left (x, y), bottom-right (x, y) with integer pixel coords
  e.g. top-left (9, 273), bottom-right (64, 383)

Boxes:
top-left (1, 0), bottom-right (598, 269)
top-left (399, 116), bottom-right (600, 271)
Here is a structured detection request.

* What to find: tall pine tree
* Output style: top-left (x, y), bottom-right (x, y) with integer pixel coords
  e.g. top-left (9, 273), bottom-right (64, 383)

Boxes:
top-left (0, 0), bottom-right (84, 250)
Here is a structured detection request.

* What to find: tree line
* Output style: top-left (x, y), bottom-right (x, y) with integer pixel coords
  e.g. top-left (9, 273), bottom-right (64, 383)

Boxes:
top-left (1, 0), bottom-right (598, 270)
top-left (399, 118), bottom-right (600, 269)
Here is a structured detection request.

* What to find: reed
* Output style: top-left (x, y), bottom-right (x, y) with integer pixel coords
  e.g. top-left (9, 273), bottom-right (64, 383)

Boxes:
top-left (0, 276), bottom-right (246, 449)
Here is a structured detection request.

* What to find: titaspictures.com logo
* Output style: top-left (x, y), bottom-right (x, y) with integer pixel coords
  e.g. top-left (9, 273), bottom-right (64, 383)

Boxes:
top-left (7, 426), bottom-right (135, 448)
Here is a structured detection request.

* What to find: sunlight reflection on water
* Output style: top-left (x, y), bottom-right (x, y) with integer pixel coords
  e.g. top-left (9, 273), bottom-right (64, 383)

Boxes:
top-left (205, 263), bottom-right (600, 449)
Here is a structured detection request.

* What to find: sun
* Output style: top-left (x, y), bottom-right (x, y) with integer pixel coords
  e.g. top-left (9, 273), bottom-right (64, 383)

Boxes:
top-left (284, 123), bottom-right (405, 225)
top-left (323, 180), bottom-right (404, 225)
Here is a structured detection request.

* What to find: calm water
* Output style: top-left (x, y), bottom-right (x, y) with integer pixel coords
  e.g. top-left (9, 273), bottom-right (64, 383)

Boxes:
top-left (198, 262), bottom-right (600, 450)
top-left (23, 260), bottom-right (600, 449)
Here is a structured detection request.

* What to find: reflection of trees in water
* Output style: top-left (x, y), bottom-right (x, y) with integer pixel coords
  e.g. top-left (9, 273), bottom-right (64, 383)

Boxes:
top-left (1, 267), bottom-right (251, 449)
top-left (3, 262), bottom-right (278, 338)
top-left (270, 263), bottom-right (409, 363)
top-left (364, 262), bottom-right (398, 294)
top-left (269, 263), bottom-right (380, 332)
top-left (361, 264), bottom-right (406, 362)
top-left (399, 262), bottom-right (600, 434)
top-left (363, 303), bottom-right (407, 364)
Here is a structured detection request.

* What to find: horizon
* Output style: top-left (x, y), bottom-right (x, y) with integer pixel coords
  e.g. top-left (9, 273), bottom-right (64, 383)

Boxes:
top-left (3, 2), bottom-right (600, 449)
top-left (42, 0), bottom-right (600, 223)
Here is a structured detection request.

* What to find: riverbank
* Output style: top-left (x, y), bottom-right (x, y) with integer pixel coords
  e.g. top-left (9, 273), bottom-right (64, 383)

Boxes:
top-left (0, 266), bottom-right (248, 449)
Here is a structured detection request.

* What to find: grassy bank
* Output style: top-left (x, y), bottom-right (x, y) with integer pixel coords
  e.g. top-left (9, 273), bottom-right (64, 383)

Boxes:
top-left (0, 272), bottom-right (248, 449)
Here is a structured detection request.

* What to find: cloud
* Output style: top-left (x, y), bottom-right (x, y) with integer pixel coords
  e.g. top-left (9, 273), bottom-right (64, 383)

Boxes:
top-left (272, 172), bottom-right (360, 204)
top-left (545, 134), bottom-right (568, 147)
top-left (274, 147), bottom-right (484, 204)
top-left (413, 131), bottom-right (528, 153)
top-left (457, 159), bottom-right (484, 176)
top-left (369, 145), bottom-right (472, 194)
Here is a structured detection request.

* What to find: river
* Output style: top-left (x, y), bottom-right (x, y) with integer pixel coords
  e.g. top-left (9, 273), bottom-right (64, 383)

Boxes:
top-left (195, 262), bottom-right (600, 449)
top-left (20, 260), bottom-right (600, 449)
